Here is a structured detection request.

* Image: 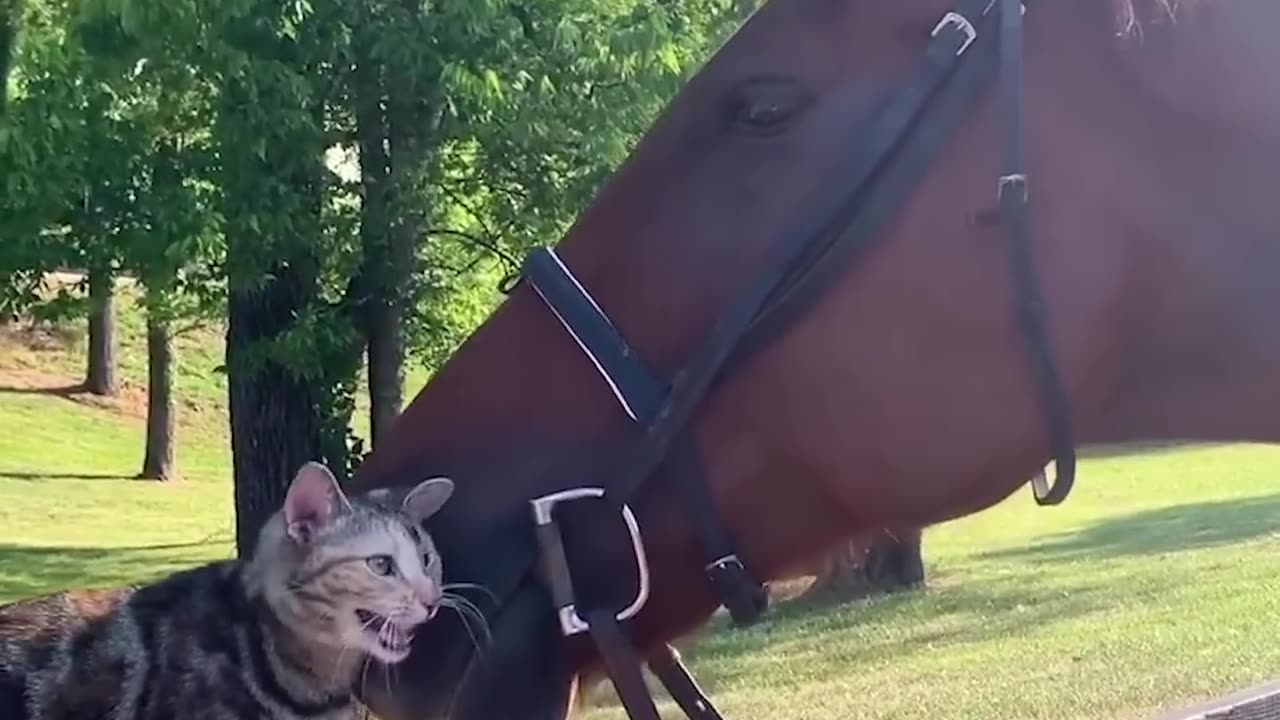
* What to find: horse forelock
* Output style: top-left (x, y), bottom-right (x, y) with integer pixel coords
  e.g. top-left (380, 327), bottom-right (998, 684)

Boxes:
top-left (1112, 0), bottom-right (1206, 36)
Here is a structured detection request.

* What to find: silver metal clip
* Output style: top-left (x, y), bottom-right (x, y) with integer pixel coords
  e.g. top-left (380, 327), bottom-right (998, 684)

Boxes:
top-left (998, 173), bottom-right (1029, 202)
top-left (530, 487), bottom-right (651, 636)
top-left (931, 12), bottom-right (978, 56)
top-left (704, 554), bottom-right (743, 573)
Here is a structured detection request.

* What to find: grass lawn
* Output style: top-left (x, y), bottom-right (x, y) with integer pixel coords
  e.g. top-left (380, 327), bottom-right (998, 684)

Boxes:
top-left (3, 290), bottom-right (1280, 720)
top-left (581, 445), bottom-right (1280, 720)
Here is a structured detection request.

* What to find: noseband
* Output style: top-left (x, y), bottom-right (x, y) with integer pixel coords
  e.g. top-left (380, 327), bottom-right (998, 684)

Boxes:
top-left (515, 0), bottom-right (1076, 717)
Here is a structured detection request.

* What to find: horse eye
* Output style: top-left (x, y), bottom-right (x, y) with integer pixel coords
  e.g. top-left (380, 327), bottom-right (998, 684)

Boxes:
top-left (724, 77), bottom-right (811, 136)
top-left (366, 555), bottom-right (396, 577)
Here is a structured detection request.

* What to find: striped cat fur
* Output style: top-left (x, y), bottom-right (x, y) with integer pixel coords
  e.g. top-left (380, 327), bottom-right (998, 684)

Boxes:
top-left (0, 461), bottom-right (454, 720)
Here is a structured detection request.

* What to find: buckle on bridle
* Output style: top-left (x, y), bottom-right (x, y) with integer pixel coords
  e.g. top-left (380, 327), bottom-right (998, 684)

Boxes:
top-left (704, 554), bottom-right (743, 573)
top-left (998, 173), bottom-right (1028, 201)
top-left (704, 554), bottom-right (768, 627)
top-left (931, 12), bottom-right (978, 56)
top-left (530, 487), bottom-right (651, 636)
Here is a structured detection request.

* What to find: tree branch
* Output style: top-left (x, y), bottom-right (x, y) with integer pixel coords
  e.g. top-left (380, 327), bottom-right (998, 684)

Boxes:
top-left (424, 227), bottom-right (521, 271)
top-left (437, 182), bottom-right (503, 243)
top-left (172, 320), bottom-right (210, 339)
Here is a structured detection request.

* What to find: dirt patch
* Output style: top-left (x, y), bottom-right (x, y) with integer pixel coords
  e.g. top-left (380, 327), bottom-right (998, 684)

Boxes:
top-left (0, 322), bottom-right (81, 353)
top-left (0, 367), bottom-right (149, 420)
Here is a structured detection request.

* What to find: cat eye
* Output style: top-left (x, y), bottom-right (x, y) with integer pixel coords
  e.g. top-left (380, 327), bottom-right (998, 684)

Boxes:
top-left (366, 555), bottom-right (396, 577)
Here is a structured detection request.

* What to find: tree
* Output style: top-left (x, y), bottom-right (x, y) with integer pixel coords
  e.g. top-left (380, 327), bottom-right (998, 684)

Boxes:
top-left (0, 0), bottom-right (130, 365)
top-left (218, 65), bottom-right (362, 551)
top-left (130, 122), bottom-right (221, 482)
top-left (2, 0), bottom-right (223, 481)
top-left (83, 267), bottom-right (117, 394)
top-left (348, 0), bottom-right (437, 448)
top-left (1, 0), bottom-right (136, 399)
top-left (0, 0), bottom-right (19, 114)
top-left (802, 529), bottom-right (926, 601)
top-left (84, 0), bottom-right (747, 553)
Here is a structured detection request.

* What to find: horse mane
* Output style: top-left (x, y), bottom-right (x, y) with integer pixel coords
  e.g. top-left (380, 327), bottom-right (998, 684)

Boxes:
top-left (1111, 0), bottom-right (1204, 36)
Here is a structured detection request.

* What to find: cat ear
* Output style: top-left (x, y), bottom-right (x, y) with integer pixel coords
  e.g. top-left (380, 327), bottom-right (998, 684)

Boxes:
top-left (402, 477), bottom-right (454, 525)
top-left (283, 462), bottom-right (351, 544)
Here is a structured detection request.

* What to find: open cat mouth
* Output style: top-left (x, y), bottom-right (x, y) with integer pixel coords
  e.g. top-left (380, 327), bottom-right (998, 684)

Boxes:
top-left (355, 609), bottom-right (413, 659)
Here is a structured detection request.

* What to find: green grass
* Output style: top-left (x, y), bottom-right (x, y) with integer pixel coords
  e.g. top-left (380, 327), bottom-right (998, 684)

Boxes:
top-left (3, 288), bottom-right (1280, 720)
top-left (0, 360), bottom-right (237, 600)
top-left (0, 280), bottom-right (430, 598)
top-left (580, 444), bottom-right (1280, 720)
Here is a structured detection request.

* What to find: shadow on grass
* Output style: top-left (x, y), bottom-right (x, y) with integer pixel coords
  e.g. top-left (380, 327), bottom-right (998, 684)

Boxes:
top-left (583, 578), bottom-right (1119, 710)
top-left (0, 540), bottom-right (231, 603)
top-left (0, 471), bottom-right (136, 481)
top-left (1077, 440), bottom-right (1223, 458)
top-left (979, 493), bottom-right (1280, 564)
top-left (0, 383), bottom-right (85, 397)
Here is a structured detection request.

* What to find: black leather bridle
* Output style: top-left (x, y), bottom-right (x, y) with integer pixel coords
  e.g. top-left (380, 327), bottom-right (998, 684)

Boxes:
top-left (515, 0), bottom-right (1076, 717)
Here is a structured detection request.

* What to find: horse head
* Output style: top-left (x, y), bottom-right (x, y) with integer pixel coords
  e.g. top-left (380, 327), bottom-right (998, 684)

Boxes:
top-left (349, 0), bottom-right (1280, 717)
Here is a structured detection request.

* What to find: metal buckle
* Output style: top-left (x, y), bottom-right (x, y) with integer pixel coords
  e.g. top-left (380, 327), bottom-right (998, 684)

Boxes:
top-left (530, 487), bottom-right (651, 636)
top-left (998, 173), bottom-right (1028, 201)
top-left (1029, 467), bottom-right (1050, 498)
top-left (704, 554), bottom-right (743, 573)
top-left (931, 12), bottom-right (978, 56)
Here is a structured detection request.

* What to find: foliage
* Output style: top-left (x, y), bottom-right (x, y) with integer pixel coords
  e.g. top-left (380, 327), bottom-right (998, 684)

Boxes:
top-left (410, 0), bottom-right (742, 365)
top-left (0, 0), bottom-right (222, 327)
top-left (0, 0), bottom-right (746, 536)
top-left (3, 0), bottom-right (745, 368)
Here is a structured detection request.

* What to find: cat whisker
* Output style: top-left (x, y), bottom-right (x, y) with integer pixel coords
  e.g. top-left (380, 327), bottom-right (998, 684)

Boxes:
top-left (442, 593), bottom-right (491, 641)
top-left (358, 655), bottom-right (375, 703)
top-left (383, 654), bottom-right (394, 700)
top-left (441, 582), bottom-right (499, 607)
top-left (442, 593), bottom-right (490, 635)
top-left (331, 642), bottom-right (358, 686)
top-left (440, 593), bottom-right (492, 656)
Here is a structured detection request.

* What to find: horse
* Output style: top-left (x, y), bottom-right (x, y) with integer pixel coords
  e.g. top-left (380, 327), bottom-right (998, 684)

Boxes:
top-left (347, 0), bottom-right (1280, 717)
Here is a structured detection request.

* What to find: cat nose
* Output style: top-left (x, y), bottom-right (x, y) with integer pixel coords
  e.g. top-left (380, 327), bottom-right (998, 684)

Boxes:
top-left (418, 580), bottom-right (442, 612)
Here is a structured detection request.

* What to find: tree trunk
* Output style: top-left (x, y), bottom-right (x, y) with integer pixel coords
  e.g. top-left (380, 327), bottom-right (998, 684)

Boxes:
top-left (352, 33), bottom-right (403, 449)
top-left (366, 301), bottom-right (405, 446)
top-left (0, 0), bottom-right (16, 116)
top-left (353, 10), bottom-right (439, 449)
top-left (863, 527), bottom-right (925, 590)
top-left (85, 266), bottom-right (117, 396)
top-left (802, 529), bottom-right (926, 601)
top-left (218, 66), bottom-right (363, 555)
top-left (227, 264), bottom-right (326, 555)
top-left (138, 303), bottom-right (175, 481)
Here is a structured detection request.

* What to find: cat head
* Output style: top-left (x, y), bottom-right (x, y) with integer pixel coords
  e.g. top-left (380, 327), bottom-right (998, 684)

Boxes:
top-left (248, 462), bottom-right (454, 667)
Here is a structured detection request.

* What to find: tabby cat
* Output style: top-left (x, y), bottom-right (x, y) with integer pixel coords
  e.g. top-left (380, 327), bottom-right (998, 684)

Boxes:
top-left (0, 461), bottom-right (454, 720)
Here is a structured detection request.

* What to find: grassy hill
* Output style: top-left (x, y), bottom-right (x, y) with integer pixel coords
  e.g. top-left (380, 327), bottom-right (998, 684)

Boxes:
top-left (0, 281), bottom-right (430, 596)
top-left (3, 288), bottom-right (1280, 720)
top-left (0, 287), bottom-right (238, 596)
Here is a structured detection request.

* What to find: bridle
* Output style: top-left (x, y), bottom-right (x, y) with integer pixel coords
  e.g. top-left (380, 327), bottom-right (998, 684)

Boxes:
top-left (512, 0), bottom-right (1076, 717)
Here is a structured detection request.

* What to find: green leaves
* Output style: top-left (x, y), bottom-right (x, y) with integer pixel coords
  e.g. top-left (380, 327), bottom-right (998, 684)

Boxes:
top-left (0, 0), bottom-right (222, 331)
top-left (0, 0), bottom-right (747, 471)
